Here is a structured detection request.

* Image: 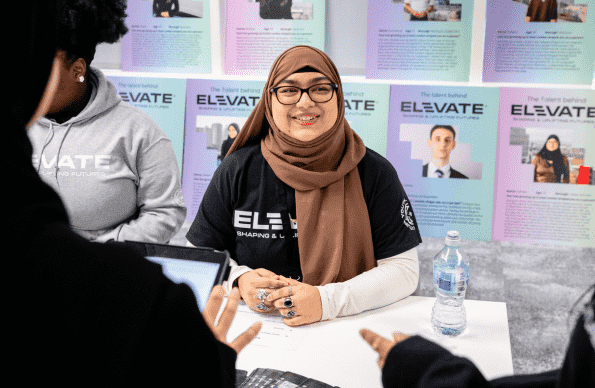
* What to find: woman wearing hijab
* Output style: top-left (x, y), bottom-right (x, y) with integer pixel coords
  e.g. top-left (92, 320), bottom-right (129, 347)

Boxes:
top-left (532, 135), bottom-right (569, 183)
top-left (219, 123), bottom-right (240, 162)
top-left (360, 283), bottom-right (595, 387)
top-left (187, 46), bottom-right (422, 327)
top-left (27, 0), bottom-right (186, 243)
top-left (8, 1), bottom-right (259, 386)
top-left (525, 0), bottom-right (558, 22)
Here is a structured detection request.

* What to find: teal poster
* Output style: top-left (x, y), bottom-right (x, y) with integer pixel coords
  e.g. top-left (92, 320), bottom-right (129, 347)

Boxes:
top-left (107, 75), bottom-right (187, 173)
top-left (386, 85), bottom-right (500, 240)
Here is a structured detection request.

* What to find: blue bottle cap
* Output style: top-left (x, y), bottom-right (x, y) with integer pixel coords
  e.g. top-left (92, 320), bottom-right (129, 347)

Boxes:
top-left (445, 231), bottom-right (461, 246)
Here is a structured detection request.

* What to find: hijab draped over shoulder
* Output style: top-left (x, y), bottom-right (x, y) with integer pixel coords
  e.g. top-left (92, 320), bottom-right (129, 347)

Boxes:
top-left (227, 46), bottom-right (377, 286)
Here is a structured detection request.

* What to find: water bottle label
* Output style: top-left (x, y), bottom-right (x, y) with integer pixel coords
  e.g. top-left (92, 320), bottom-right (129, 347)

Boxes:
top-left (435, 271), bottom-right (454, 292)
top-left (434, 269), bottom-right (467, 293)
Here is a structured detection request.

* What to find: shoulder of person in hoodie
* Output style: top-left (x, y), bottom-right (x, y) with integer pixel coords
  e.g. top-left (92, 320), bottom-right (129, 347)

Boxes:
top-left (91, 67), bottom-right (173, 149)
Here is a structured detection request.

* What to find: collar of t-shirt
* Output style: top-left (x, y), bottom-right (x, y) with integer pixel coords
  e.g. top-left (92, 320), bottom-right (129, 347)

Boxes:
top-left (428, 161), bottom-right (451, 178)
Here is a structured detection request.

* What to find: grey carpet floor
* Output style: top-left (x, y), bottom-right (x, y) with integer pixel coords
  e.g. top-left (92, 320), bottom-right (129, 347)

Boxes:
top-left (171, 222), bottom-right (595, 376)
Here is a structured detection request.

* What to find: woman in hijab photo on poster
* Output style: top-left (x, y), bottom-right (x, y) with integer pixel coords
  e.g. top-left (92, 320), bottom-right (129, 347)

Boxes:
top-left (219, 123), bottom-right (240, 162)
top-left (532, 134), bottom-right (570, 183)
top-left (187, 46), bottom-right (422, 327)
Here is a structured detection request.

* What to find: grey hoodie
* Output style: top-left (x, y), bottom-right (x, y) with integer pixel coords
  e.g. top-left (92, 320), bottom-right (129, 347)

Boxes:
top-left (28, 67), bottom-right (186, 243)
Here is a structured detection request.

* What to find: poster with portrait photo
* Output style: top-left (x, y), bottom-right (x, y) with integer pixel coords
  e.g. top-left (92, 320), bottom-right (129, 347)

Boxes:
top-left (386, 85), bottom-right (499, 241)
top-left (483, 0), bottom-right (595, 84)
top-left (366, 0), bottom-right (473, 81)
top-left (493, 88), bottom-right (595, 246)
top-left (224, 0), bottom-right (325, 75)
top-left (182, 79), bottom-right (265, 223)
top-left (122, 0), bottom-right (210, 73)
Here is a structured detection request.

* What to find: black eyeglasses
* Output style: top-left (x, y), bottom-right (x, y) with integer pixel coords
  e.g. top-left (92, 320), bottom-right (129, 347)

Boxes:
top-left (270, 83), bottom-right (338, 105)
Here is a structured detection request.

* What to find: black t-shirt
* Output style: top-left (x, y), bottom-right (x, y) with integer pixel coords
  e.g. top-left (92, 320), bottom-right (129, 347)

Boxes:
top-left (187, 142), bottom-right (422, 282)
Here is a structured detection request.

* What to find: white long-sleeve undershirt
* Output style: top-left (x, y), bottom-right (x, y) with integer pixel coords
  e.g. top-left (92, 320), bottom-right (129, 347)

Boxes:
top-left (186, 240), bottom-right (419, 321)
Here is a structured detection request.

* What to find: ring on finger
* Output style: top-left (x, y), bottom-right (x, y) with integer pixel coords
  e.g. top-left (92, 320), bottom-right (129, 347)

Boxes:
top-left (254, 301), bottom-right (270, 311)
top-left (283, 297), bottom-right (293, 308)
top-left (286, 310), bottom-right (296, 318)
top-left (255, 289), bottom-right (269, 300)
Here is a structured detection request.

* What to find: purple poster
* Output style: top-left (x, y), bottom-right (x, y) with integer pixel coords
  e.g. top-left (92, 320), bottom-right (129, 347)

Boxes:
top-left (493, 88), bottom-right (595, 246)
top-left (483, 0), bottom-right (595, 84)
top-left (182, 79), bottom-right (265, 222)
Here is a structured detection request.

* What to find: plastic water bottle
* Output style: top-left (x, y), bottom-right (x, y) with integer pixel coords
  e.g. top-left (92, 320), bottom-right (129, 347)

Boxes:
top-left (431, 231), bottom-right (470, 337)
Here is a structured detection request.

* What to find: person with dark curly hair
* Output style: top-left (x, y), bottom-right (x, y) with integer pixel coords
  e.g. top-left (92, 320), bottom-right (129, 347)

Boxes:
top-left (27, 0), bottom-right (186, 244)
top-left (8, 1), bottom-right (260, 386)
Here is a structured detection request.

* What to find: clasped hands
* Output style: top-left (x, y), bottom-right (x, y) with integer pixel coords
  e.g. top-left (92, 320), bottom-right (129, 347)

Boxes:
top-left (234, 269), bottom-right (411, 369)
top-left (237, 268), bottom-right (322, 326)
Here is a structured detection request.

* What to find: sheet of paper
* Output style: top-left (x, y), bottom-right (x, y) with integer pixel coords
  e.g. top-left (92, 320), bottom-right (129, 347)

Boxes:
top-left (226, 302), bottom-right (304, 351)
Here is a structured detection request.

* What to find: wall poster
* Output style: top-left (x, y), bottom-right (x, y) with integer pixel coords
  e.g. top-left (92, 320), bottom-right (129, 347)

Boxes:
top-left (224, 0), bottom-right (325, 75)
top-left (483, 0), bottom-right (595, 84)
top-left (493, 88), bottom-right (595, 246)
top-left (366, 0), bottom-right (474, 81)
top-left (107, 75), bottom-right (187, 173)
top-left (122, 0), bottom-right (211, 73)
top-left (182, 79), bottom-right (265, 222)
top-left (386, 85), bottom-right (500, 240)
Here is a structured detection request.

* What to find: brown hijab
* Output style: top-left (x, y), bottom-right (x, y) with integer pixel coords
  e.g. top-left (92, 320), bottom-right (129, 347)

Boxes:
top-left (227, 46), bottom-right (376, 286)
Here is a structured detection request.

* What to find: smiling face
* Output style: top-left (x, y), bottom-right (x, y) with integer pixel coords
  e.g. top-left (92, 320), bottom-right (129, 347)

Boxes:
top-left (546, 138), bottom-right (559, 152)
top-left (428, 127), bottom-right (456, 163)
top-left (270, 72), bottom-right (339, 142)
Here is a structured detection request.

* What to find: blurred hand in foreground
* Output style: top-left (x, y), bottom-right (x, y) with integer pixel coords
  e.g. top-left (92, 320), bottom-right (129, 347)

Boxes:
top-left (203, 285), bottom-right (262, 354)
top-left (360, 329), bottom-right (411, 369)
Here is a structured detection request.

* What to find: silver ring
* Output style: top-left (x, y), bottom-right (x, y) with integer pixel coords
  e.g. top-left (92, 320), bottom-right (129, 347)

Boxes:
top-left (286, 310), bottom-right (296, 318)
top-left (283, 297), bottom-right (293, 308)
top-left (254, 302), bottom-right (270, 311)
top-left (254, 289), bottom-right (269, 300)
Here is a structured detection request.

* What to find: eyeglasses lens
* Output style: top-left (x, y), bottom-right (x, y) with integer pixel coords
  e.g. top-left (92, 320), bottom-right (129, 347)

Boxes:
top-left (276, 84), bottom-right (334, 105)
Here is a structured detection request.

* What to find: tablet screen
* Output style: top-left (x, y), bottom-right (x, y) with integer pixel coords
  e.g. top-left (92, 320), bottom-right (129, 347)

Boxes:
top-left (146, 256), bottom-right (220, 312)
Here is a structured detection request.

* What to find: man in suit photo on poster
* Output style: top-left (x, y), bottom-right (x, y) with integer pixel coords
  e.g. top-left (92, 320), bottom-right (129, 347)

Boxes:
top-left (423, 125), bottom-right (469, 179)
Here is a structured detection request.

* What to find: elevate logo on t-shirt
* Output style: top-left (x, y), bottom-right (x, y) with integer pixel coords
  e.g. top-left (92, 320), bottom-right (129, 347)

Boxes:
top-left (234, 210), bottom-right (297, 239)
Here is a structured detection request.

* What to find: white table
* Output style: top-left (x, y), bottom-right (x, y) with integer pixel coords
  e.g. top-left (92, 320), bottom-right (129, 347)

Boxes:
top-left (225, 296), bottom-right (513, 388)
